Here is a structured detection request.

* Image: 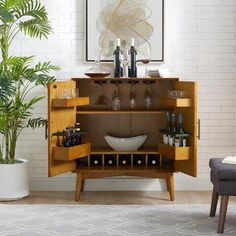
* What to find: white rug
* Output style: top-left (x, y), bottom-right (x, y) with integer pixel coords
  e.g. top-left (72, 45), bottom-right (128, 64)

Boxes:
top-left (0, 205), bottom-right (235, 236)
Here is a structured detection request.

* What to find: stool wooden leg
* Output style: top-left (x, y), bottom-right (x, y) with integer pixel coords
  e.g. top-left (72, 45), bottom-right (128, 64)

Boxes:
top-left (210, 187), bottom-right (219, 217)
top-left (75, 173), bottom-right (83, 201)
top-left (218, 195), bottom-right (229, 234)
top-left (166, 174), bottom-right (175, 201)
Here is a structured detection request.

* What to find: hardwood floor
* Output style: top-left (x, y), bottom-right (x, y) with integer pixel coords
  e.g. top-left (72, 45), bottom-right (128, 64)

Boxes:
top-left (2, 191), bottom-right (236, 205)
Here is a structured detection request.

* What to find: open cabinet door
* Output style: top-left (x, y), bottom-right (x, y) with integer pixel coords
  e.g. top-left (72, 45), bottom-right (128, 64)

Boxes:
top-left (48, 81), bottom-right (77, 176)
top-left (174, 81), bottom-right (198, 177)
top-left (48, 80), bottom-right (90, 177)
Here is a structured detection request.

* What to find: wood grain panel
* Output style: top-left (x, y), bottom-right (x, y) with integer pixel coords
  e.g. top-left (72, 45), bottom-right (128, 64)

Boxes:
top-left (174, 81), bottom-right (198, 177)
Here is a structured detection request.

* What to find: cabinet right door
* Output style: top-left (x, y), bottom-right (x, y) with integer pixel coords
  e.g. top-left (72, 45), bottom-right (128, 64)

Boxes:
top-left (174, 81), bottom-right (198, 177)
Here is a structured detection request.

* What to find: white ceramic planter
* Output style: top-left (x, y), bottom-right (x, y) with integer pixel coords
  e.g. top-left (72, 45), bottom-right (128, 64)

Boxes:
top-left (0, 159), bottom-right (29, 201)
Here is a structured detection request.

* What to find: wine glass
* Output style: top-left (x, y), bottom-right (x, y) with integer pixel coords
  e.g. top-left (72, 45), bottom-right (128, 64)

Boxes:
top-left (111, 82), bottom-right (121, 111)
top-left (129, 83), bottom-right (136, 110)
top-left (95, 81), bottom-right (108, 105)
top-left (144, 83), bottom-right (152, 110)
top-left (139, 43), bottom-right (151, 77)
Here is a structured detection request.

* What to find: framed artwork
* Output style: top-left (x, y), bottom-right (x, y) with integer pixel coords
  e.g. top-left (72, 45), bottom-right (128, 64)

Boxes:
top-left (85, 0), bottom-right (164, 62)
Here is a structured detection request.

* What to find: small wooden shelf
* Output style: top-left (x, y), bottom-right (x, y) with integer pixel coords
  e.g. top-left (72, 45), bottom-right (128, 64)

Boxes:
top-left (72, 77), bottom-right (179, 82)
top-left (159, 143), bottom-right (191, 161)
top-left (91, 147), bottom-right (159, 155)
top-left (77, 109), bottom-right (169, 115)
top-left (160, 98), bottom-right (192, 108)
top-left (53, 143), bottom-right (91, 161)
top-left (52, 97), bottom-right (89, 108)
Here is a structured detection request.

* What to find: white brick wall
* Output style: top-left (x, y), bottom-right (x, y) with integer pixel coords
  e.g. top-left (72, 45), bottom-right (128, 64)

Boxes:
top-left (12, 0), bottom-right (236, 191)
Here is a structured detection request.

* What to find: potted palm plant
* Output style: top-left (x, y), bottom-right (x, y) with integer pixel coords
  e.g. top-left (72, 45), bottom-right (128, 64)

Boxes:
top-left (0, 0), bottom-right (59, 200)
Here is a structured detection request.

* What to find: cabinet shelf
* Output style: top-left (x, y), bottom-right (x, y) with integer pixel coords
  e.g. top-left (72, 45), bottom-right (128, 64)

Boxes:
top-left (160, 98), bottom-right (192, 108)
top-left (53, 143), bottom-right (91, 161)
top-left (91, 147), bottom-right (159, 155)
top-left (159, 143), bottom-right (191, 161)
top-left (52, 97), bottom-right (89, 108)
top-left (76, 109), bottom-right (170, 115)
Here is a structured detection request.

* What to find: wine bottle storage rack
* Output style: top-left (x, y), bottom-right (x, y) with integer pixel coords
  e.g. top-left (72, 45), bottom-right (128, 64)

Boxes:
top-left (76, 153), bottom-right (174, 170)
top-left (53, 143), bottom-right (91, 161)
top-left (159, 143), bottom-right (191, 161)
top-left (52, 97), bottom-right (89, 108)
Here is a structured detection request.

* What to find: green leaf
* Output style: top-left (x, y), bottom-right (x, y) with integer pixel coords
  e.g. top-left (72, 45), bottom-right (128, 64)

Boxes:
top-left (0, 5), bottom-right (14, 21)
top-left (19, 18), bottom-right (52, 39)
top-left (27, 117), bottom-right (47, 129)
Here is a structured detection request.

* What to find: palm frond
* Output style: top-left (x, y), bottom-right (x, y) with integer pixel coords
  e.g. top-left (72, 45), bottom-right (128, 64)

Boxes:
top-left (27, 117), bottom-right (47, 129)
top-left (14, 0), bottom-right (48, 21)
top-left (19, 18), bottom-right (52, 39)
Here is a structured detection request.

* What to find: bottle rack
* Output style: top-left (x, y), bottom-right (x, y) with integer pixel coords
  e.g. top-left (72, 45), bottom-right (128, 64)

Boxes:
top-left (76, 153), bottom-right (174, 170)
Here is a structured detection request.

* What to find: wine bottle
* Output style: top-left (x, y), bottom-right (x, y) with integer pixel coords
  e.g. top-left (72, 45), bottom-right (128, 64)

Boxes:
top-left (176, 113), bottom-right (185, 147)
top-left (134, 155), bottom-right (144, 166)
top-left (119, 155), bottom-right (129, 166)
top-left (105, 155), bottom-right (115, 166)
top-left (169, 113), bottom-right (176, 146)
top-left (113, 38), bottom-right (124, 77)
top-left (148, 155), bottom-right (159, 166)
top-left (163, 112), bottom-right (171, 144)
top-left (91, 155), bottom-right (101, 166)
top-left (129, 38), bottom-right (137, 77)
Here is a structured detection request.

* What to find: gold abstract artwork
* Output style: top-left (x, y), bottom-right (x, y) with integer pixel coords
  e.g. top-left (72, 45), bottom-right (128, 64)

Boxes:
top-left (97, 0), bottom-right (154, 57)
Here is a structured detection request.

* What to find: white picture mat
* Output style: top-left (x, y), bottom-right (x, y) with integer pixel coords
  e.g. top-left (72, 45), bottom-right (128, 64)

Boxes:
top-left (86, 0), bottom-right (164, 62)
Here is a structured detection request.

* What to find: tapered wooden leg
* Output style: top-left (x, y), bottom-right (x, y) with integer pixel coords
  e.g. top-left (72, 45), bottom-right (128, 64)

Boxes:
top-left (81, 180), bottom-right (85, 192)
top-left (210, 187), bottom-right (219, 217)
top-left (75, 173), bottom-right (83, 201)
top-left (218, 195), bottom-right (229, 234)
top-left (166, 174), bottom-right (175, 201)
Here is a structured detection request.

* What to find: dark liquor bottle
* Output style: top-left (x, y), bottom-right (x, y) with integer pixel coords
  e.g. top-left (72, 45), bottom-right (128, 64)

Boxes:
top-left (129, 38), bottom-right (137, 77)
top-left (176, 113), bottom-right (185, 147)
top-left (70, 126), bottom-right (76, 146)
top-left (169, 113), bottom-right (176, 146)
top-left (163, 112), bottom-right (171, 144)
top-left (113, 38), bottom-right (123, 77)
top-left (74, 122), bottom-right (81, 145)
top-left (63, 128), bottom-right (71, 147)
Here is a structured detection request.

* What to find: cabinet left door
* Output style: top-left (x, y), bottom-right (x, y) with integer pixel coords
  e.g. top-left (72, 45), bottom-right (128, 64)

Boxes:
top-left (48, 80), bottom-right (90, 177)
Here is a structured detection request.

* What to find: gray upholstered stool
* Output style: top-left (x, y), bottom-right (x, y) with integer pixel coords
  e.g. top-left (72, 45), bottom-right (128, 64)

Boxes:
top-left (209, 158), bottom-right (236, 233)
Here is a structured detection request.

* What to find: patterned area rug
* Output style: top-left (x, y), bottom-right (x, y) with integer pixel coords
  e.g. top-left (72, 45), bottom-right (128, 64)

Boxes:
top-left (0, 205), bottom-right (235, 236)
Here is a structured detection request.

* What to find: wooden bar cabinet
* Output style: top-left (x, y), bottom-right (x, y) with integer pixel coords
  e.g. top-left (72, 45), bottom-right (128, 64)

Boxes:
top-left (48, 77), bottom-right (198, 201)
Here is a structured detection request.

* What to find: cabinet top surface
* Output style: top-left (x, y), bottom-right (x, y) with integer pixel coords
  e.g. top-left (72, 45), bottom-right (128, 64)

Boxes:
top-left (72, 77), bottom-right (179, 82)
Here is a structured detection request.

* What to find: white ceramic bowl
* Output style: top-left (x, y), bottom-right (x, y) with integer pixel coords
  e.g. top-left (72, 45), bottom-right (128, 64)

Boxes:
top-left (104, 135), bottom-right (147, 151)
